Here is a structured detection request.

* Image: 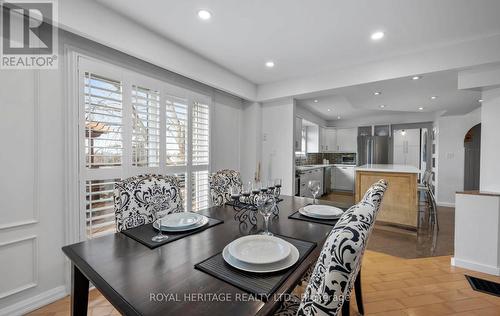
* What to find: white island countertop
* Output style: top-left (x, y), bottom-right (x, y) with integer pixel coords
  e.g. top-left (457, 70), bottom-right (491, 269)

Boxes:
top-left (356, 164), bottom-right (420, 174)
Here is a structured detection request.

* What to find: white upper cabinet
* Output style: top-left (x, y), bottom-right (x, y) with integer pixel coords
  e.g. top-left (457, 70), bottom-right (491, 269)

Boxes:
top-left (335, 128), bottom-right (357, 152)
top-left (321, 128), bottom-right (337, 152)
top-left (306, 125), bottom-right (319, 153)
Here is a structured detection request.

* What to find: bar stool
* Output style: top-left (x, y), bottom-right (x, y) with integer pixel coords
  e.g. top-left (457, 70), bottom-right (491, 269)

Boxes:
top-left (418, 170), bottom-right (439, 230)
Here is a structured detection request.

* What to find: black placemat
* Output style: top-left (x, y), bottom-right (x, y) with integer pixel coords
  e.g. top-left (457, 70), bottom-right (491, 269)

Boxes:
top-left (194, 235), bottom-right (316, 301)
top-left (121, 217), bottom-right (223, 249)
top-left (288, 210), bottom-right (340, 226)
top-left (288, 204), bottom-right (349, 226)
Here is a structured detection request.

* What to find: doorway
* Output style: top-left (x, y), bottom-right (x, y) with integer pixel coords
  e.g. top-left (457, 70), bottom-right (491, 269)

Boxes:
top-left (464, 124), bottom-right (481, 190)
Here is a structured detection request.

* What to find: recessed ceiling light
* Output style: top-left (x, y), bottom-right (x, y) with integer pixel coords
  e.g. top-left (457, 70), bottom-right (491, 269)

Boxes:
top-left (337, 115), bottom-right (341, 119)
top-left (265, 61), bottom-right (275, 68)
top-left (314, 99), bottom-right (318, 103)
top-left (418, 107), bottom-right (424, 111)
top-left (478, 99), bottom-right (483, 103)
top-left (431, 96), bottom-right (438, 100)
top-left (374, 91), bottom-right (381, 96)
top-left (327, 109), bottom-right (331, 112)
top-left (197, 10), bottom-right (212, 20)
top-left (371, 31), bottom-right (385, 41)
top-left (412, 76), bottom-right (421, 80)
top-left (379, 105), bottom-right (385, 109)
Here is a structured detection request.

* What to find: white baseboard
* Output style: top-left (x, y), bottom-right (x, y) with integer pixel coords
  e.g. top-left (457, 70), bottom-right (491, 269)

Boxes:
top-left (437, 201), bottom-right (455, 207)
top-left (451, 257), bottom-right (500, 276)
top-left (0, 286), bottom-right (68, 316)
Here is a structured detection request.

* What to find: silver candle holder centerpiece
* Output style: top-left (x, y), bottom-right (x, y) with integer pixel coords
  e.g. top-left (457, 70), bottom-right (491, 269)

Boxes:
top-left (227, 179), bottom-right (282, 225)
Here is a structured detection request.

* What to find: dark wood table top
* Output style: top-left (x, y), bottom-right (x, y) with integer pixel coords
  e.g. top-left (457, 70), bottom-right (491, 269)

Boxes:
top-left (62, 196), bottom-right (352, 316)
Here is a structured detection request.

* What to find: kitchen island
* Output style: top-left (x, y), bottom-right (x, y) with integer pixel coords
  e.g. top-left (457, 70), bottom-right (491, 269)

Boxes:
top-left (355, 164), bottom-right (420, 229)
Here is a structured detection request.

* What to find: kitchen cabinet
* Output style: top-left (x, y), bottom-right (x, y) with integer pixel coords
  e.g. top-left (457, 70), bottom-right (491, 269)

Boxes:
top-left (335, 128), bottom-right (357, 152)
top-left (393, 129), bottom-right (420, 168)
top-left (306, 125), bottom-right (319, 153)
top-left (294, 117), bottom-right (303, 152)
top-left (321, 128), bottom-right (337, 152)
top-left (299, 168), bottom-right (324, 197)
top-left (332, 165), bottom-right (355, 191)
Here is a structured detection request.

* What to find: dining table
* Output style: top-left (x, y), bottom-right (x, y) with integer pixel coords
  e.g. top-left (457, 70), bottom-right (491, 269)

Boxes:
top-left (62, 195), bottom-right (353, 316)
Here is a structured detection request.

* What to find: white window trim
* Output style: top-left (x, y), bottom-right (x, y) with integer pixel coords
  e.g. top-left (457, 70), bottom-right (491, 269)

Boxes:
top-left (65, 49), bottom-right (212, 243)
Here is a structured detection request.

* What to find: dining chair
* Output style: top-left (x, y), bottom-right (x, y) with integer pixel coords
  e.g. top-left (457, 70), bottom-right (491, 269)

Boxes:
top-left (114, 174), bottom-right (184, 232)
top-left (275, 179), bottom-right (388, 316)
top-left (209, 169), bottom-right (242, 206)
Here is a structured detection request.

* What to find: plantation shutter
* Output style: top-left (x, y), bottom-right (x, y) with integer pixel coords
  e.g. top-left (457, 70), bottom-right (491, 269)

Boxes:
top-left (192, 101), bottom-right (210, 166)
top-left (165, 94), bottom-right (188, 166)
top-left (131, 85), bottom-right (160, 167)
top-left (84, 73), bottom-right (123, 169)
top-left (79, 57), bottom-right (212, 240)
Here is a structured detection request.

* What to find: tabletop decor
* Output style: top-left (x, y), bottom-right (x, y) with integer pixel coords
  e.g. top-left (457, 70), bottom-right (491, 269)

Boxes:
top-left (226, 182), bottom-right (282, 225)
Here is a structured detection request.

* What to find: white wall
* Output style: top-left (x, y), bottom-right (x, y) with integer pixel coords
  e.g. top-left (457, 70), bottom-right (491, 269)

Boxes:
top-left (239, 102), bottom-right (262, 183)
top-left (0, 68), bottom-right (67, 315)
top-left (212, 92), bottom-right (244, 172)
top-left (261, 98), bottom-right (295, 195)
top-left (453, 193), bottom-right (500, 275)
top-left (480, 87), bottom-right (500, 192)
top-left (436, 108), bottom-right (481, 206)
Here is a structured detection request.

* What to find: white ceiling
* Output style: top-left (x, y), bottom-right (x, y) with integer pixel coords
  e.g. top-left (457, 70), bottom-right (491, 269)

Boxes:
top-left (95, 0), bottom-right (500, 85)
top-left (296, 70), bottom-right (482, 121)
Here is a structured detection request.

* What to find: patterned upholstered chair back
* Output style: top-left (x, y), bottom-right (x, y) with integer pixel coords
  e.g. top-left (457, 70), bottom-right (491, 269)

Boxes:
top-left (209, 169), bottom-right (242, 206)
top-left (114, 174), bottom-right (184, 232)
top-left (296, 180), bottom-right (388, 316)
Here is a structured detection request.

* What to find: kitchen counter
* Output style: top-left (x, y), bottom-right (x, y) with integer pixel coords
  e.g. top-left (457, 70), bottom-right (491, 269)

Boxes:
top-left (355, 164), bottom-right (419, 229)
top-left (296, 163), bottom-right (356, 172)
top-left (296, 164), bottom-right (335, 172)
top-left (356, 164), bottom-right (420, 174)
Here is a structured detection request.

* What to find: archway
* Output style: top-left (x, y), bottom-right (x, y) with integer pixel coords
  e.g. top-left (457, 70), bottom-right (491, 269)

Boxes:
top-left (464, 123), bottom-right (481, 190)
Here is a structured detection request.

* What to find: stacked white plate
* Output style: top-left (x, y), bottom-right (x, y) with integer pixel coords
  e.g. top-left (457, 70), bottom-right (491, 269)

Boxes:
top-left (153, 212), bottom-right (209, 232)
top-left (299, 204), bottom-right (343, 219)
top-left (222, 235), bottom-right (299, 273)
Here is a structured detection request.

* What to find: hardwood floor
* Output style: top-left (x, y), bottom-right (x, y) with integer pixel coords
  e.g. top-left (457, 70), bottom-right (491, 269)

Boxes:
top-left (322, 190), bottom-right (454, 259)
top-left (28, 251), bottom-right (500, 315)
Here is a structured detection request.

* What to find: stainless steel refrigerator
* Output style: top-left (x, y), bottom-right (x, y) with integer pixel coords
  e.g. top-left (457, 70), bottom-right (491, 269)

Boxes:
top-left (357, 136), bottom-right (390, 165)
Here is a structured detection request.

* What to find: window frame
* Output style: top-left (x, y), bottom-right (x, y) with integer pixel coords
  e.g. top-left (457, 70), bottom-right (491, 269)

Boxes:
top-left (76, 55), bottom-right (212, 240)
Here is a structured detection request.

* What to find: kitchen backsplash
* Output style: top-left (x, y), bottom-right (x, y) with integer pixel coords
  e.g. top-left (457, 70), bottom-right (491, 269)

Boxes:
top-left (295, 152), bottom-right (357, 165)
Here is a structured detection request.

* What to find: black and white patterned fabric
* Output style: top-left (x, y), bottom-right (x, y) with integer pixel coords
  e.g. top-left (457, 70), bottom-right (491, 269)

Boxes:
top-left (114, 174), bottom-right (184, 232)
top-left (275, 180), bottom-right (388, 316)
top-left (209, 169), bottom-right (242, 206)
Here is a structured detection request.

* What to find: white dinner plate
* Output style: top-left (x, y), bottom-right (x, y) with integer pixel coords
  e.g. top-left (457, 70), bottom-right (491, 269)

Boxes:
top-left (228, 235), bottom-right (291, 265)
top-left (300, 205), bottom-right (343, 219)
top-left (160, 212), bottom-right (204, 228)
top-left (153, 215), bottom-right (209, 232)
top-left (222, 243), bottom-right (299, 273)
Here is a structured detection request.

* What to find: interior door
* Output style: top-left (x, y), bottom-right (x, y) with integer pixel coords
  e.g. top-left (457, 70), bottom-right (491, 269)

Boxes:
top-left (464, 124), bottom-right (481, 190)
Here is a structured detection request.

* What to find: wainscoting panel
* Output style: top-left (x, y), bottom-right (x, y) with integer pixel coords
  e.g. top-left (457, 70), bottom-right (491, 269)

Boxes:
top-left (0, 236), bottom-right (38, 299)
top-left (0, 71), bottom-right (39, 230)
